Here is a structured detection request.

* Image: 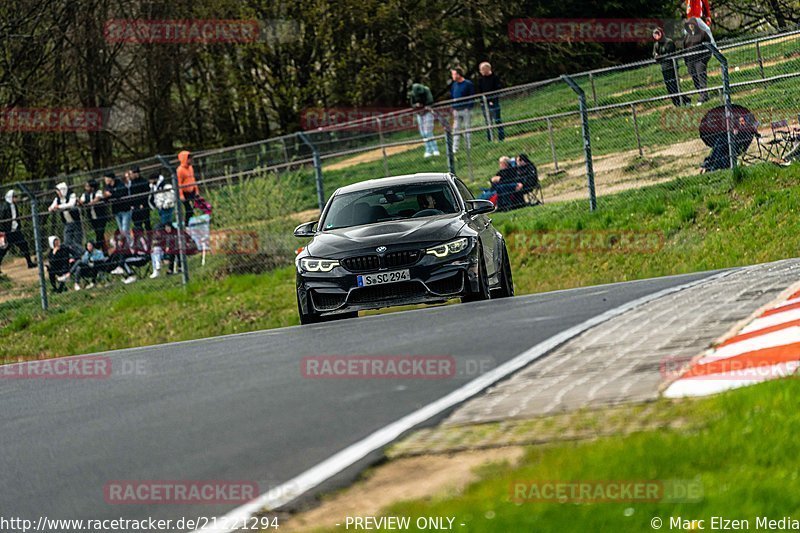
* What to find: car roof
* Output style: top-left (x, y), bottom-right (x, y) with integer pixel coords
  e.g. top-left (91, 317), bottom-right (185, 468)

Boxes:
top-left (335, 173), bottom-right (452, 195)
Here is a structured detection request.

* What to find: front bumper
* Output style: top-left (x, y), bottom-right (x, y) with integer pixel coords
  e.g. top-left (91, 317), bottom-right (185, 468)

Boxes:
top-left (297, 247), bottom-right (480, 316)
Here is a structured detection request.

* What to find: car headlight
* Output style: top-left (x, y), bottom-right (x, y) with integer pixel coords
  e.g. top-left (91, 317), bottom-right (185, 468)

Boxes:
top-left (426, 237), bottom-right (470, 258)
top-left (299, 257), bottom-right (340, 272)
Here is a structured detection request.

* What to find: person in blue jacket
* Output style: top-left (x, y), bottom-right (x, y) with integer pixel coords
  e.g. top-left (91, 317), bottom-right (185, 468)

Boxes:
top-left (449, 66), bottom-right (475, 153)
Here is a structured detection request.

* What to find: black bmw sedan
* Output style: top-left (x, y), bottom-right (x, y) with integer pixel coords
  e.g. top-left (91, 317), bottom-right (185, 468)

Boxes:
top-left (293, 173), bottom-right (513, 324)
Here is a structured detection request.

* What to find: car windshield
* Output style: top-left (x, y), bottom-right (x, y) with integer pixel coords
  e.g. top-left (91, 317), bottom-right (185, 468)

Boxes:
top-left (321, 182), bottom-right (459, 231)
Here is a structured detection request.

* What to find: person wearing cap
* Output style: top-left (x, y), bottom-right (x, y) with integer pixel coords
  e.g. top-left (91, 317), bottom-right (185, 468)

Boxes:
top-left (408, 82), bottom-right (440, 158)
top-left (78, 179), bottom-right (109, 252)
top-left (177, 150), bottom-right (199, 221)
top-left (48, 182), bottom-right (83, 250)
top-left (130, 165), bottom-right (151, 231)
top-left (0, 189), bottom-right (36, 272)
top-left (652, 28), bottom-right (688, 107)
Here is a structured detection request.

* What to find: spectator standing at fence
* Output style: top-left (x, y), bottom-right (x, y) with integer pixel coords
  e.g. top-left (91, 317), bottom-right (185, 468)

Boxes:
top-left (48, 182), bottom-right (83, 249)
top-left (653, 28), bottom-right (689, 107)
top-left (103, 172), bottom-right (133, 245)
top-left (686, 0), bottom-right (715, 44)
top-left (683, 18), bottom-right (712, 106)
top-left (130, 166), bottom-right (151, 231)
top-left (408, 83), bottom-right (440, 158)
top-left (0, 189), bottom-right (36, 272)
top-left (449, 67), bottom-right (475, 153)
top-left (177, 150), bottom-right (199, 221)
top-left (79, 179), bottom-right (109, 252)
top-left (149, 172), bottom-right (175, 226)
top-left (477, 62), bottom-right (505, 142)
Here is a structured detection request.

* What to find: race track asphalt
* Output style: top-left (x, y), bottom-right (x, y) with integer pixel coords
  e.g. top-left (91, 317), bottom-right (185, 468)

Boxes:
top-left (0, 270), bottom-right (719, 529)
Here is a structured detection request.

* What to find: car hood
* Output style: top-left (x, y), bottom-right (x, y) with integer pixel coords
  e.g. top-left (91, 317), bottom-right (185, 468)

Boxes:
top-left (307, 215), bottom-right (465, 257)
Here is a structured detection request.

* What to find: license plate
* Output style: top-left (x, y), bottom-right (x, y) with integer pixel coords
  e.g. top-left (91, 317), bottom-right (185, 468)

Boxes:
top-left (357, 269), bottom-right (410, 287)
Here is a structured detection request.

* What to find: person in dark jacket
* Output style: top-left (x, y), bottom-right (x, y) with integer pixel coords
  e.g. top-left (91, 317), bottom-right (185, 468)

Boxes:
top-left (0, 189), bottom-right (36, 272)
top-left (78, 179), bottom-right (109, 253)
top-left (683, 18), bottom-right (712, 105)
top-left (408, 82), bottom-right (440, 158)
top-left (47, 236), bottom-right (78, 293)
top-left (477, 62), bottom-right (505, 141)
top-left (130, 165), bottom-right (151, 231)
top-left (653, 28), bottom-right (689, 107)
top-left (103, 171), bottom-right (133, 246)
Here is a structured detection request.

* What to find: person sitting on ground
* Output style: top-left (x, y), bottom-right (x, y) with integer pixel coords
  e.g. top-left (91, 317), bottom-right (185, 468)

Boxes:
top-left (69, 241), bottom-right (106, 291)
top-left (47, 236), bottom-right (76, 293)
top-left (105, 231), bottom-right (139, 285)
top-left (151, 223), bottom-right (198, 275)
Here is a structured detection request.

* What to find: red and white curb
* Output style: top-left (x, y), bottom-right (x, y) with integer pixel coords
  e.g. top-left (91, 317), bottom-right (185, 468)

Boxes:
top-left (664, 286), bottom-right (800, 398)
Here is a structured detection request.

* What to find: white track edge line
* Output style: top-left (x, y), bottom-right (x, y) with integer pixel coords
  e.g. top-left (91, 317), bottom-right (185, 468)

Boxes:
top-left (193, 268), bottom-right (735, 533)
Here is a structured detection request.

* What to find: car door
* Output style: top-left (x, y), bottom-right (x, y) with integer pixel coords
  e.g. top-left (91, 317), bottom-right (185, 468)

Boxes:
top-left (454, 177), bottom-right (498, 278)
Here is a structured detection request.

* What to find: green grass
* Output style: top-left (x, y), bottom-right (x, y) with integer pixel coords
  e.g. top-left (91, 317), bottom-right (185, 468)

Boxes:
top-left (313, 377), bottom-right (800, 532)
top-left (2, 161), bottom-right (799, 360)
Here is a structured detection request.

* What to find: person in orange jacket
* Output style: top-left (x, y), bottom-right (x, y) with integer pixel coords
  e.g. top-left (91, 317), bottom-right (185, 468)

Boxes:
top-left (176, 150), bottom-right (199, 220)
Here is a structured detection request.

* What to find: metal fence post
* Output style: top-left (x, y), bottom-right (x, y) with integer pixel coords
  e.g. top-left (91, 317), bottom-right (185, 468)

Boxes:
top-left (588, 72), bottom-right (598, 106)
top-left (561, 74), bottom-right (597, 211)
top-left (631, 104), bottom-right (643, 157)
top-left (755, 41), bottom-right (765, 79)
top-left (434, 109), bottom-right (456, 174)
top-left (156, 155), bottom-right (189, 285)
top-left (705, 44), bottom-right (736, 170)
top-left (374, 117), bottom-right (389, 176)
top-left (296, 132), bottom-right (326, 211)
top-left (481, 94), bottom-right (494, 142)
top-left (672, 57), bottom-right (682, 95)
top-left (280, 136), bottom-right (289, 167)
top-left (546, 117), bottom-right (560, 173)
top-left (17, 183), bottom-right (47, 310)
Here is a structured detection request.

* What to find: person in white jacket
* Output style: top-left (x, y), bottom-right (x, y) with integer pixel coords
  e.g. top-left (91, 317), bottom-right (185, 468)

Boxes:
top-left (148, 172), bottom-right (175, 226)
top-left (48, 182), bottom-right (83, 249)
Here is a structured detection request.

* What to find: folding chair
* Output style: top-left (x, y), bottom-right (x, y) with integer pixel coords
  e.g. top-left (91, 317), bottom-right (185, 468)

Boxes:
top-left (764, 120), bottom-right (792, 161)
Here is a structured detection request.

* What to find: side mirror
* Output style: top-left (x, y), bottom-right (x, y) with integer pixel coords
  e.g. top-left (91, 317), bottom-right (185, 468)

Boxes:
top-left (466, 199), bottom-right (495, 216)
top-left (293, 221), bottom-right (317, 237)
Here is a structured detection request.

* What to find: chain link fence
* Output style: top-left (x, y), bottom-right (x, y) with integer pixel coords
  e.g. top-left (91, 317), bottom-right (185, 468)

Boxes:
top-left (2, 24), bottom-right (799, 334)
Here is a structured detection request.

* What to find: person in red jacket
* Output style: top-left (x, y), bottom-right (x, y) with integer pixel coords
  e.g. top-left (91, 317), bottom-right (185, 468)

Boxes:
top-left (686, 0), bottom-right (715, 44)
top-left (176, 150), bottom-right (199, 221)
top-left (687, 0), bottom-right (712, 25)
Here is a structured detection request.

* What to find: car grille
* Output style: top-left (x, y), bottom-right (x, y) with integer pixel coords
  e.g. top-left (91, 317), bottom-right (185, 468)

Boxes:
top-left (311, 291), bottom-right (347, 311)
top-left (348, 281), bottom-right (426, 304)
top-left (341, 255), bottom-right (381, 273)
top-left (384, 249), bottom-right (422, 268)
top-left (341, 249), bottom-right (422, 272)
top-left (427, 273), bottom-right (464, 295)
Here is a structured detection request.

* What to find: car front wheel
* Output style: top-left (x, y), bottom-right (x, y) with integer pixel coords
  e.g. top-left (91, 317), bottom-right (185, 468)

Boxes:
top-left (462, 250), bottom-right (490, 303)
top-left (491, 242), bottom-right (514, 299)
